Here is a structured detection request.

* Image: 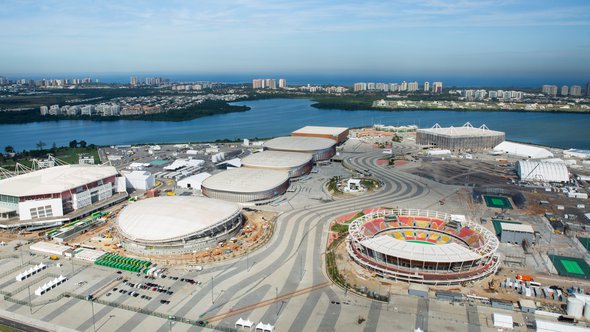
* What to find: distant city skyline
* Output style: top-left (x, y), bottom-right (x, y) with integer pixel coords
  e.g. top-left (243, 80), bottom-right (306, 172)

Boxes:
top-left (0, 0), bottom-right (589, 82)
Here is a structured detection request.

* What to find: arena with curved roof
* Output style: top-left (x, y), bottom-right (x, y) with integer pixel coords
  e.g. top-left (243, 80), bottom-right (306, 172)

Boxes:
top-left (347, 208), bottom-right (500, 285)
top-left (201, 168), bottom-right (290, 204)
top-left (117, 196), bottom-right (242, 255)
top-left (241, 151), bottom-right (313, 178)
top-left (263, 136), bottom-right (336, 161)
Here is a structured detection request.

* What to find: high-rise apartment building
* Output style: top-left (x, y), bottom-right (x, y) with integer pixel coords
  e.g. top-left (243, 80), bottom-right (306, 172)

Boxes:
top-left (432, 82), bottom-right (443, 93)
top-left (252, 79), bottom-right (264, 89)
top-left (570, 85), bottom-right (582, 97)
top-left (353, 82), bottom-right (367, 92)
top-left (278, 79), bottom-right (287, 88)
top-left (130, 75), bottom-right (138, 86)
top-left (542, 85), bottom-right (558, 96)
top-left (400, 81), bottom-right (407, 91)
top-left (423, 82), bottom-right (430, 92)
top-left (561, 85), bottom-right (569, 96)
top-left (408, 81), bottom-right (419, 92)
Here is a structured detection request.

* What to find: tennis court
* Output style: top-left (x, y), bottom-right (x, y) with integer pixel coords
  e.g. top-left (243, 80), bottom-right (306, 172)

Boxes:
top-left (578, 237), bottom-right (590, 253)
top-left (484, 195), bottom-right (513, 209)
top-left (548, 254), bottom-right (590, 280)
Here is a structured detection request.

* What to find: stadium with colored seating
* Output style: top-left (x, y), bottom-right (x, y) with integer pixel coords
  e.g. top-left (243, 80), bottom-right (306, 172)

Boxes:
top-left (347, 208), bottom-right (500, 285)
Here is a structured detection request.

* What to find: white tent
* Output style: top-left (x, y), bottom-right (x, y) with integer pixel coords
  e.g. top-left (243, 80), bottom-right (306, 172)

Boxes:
top-left (493, 313), bottom-right (513, 329)
top-left (235, 318), bottom-right (254, 330)
top-left (255, 322), bottom-right (275, 332)
top-left (493, 141), bottom-right (553, 159)
top-left (517, 160), bottom-right (569, 182)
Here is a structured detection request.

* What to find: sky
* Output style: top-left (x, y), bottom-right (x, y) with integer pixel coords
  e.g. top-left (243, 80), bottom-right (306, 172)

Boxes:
top-left (0, 0), bottom-right (589, 84)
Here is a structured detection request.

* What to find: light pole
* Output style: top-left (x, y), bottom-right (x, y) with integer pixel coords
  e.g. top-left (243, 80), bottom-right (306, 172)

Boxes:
top-left (27, 285), bottom-right (32, 315)
top-left (211, 276), bottom-right (214, 304)
top-left (91, 300), bottom-right (96, 332)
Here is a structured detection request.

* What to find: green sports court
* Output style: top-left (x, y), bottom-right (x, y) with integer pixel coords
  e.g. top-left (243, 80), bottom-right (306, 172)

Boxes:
top-left (578, 237), bottom-right (590, 253)
top-left (548, 254), bottom-right (590, 280)
top-left (406, 240), bottom-right (435, 245)
top-left (484, 195), bottom-right (513, 209)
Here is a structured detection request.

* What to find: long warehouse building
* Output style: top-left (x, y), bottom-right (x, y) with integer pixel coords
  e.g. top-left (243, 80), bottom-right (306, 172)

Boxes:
top-left (416, 123), bottom-right (505, 152)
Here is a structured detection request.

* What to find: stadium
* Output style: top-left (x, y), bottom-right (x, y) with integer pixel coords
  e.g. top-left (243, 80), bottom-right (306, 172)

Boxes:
top-left (347, 208), bottom-right (500, 285)
top-left (0, 165), bottom-right (126, 229)
top-left (263, 136), bottom-right (336, 161)
top-left (416, 122), bottom-right (505, 152)
top-left (116, 196), bottom-right (242, 255)
top-left (201, 168), bottom-right (290, 204)
top-left (241, 151), bottom-right (313, 179)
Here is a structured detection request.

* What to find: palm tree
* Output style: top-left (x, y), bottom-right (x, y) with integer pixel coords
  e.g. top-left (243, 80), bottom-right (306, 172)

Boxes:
top-left (36, 141), bottom-right (46, 150)
top-left (4, 146), bottom-right (14, 154)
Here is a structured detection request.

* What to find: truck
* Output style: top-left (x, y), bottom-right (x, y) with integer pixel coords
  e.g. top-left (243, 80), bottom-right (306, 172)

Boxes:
top-left (516, 275), bottom-right (533, 282)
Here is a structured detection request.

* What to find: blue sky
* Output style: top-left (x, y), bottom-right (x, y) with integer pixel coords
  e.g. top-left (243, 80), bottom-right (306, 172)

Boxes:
top-left (1, 0), bottom-right (589, 83)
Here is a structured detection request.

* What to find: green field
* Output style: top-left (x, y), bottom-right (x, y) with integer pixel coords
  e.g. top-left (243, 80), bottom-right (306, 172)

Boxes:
top-left (407, 240), bottom-right (435, 245)
top-left (548, 254), bottom-right (590, 279)
top-left (484, 195), bottom-right (513, 209)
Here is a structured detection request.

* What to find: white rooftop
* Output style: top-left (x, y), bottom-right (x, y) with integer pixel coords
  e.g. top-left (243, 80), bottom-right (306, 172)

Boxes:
top-left (517, 160), bottom-right (569, 182)
top-left (501, 223), bottom-right (534, 233)
top-left (418, 122), bottom-right (504, 138)
top-left (0, 165), bottom-right (118, 197)
top-left (242, 151), bottom-right (313, 169)
top-left (263, 136), bottom-right (335, 152)
top-left (117, 196), bottom-right (240, 242)
top-left (494, 141), bottom-right (553, 159)
top-left (360, 236), bottom-right (482, 263)
top-left (493, 313), bottom-right (513, 329)
top-left (202, 168), bottom-right (289, 193)
top-left (535, 319), bottom-right (590, 332)
top-left (292, 126), bottom-right (348, 136)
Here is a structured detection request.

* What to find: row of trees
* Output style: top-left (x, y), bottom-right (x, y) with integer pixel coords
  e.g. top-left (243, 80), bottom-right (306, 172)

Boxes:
top-left (3, 140), bottom-right (88, 155)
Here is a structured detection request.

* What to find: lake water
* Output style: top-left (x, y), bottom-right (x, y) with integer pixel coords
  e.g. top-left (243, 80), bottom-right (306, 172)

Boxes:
top-left (1, 98), bottom-right (589, 151)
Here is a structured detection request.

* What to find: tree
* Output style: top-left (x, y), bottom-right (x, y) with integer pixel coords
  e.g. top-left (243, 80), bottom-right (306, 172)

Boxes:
top-left (4, 146), bottom-right (14, 154)
top-left (79, 140), bottom-right (87, 148)
top-left (36, 141), bottom-right (46, 150)
top-left (69, 140), bottom-right (78, 148)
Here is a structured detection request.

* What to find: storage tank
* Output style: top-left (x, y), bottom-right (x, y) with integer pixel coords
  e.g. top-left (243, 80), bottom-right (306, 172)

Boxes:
top-left (567, 297), bottom-right (584, 318)
top-left (584, 301), bottom-right (590, 320)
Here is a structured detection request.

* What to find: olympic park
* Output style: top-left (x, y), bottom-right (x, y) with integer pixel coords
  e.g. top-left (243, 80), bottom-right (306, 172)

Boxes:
top-left (347, 208), bottom-right (500, 285)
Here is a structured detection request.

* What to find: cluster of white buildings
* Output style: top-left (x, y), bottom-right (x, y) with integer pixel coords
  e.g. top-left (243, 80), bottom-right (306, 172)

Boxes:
top-left (40, 104), bottom-right (121, 116)
top-left (353, 81), bottom-right (443, 93)
top-left (252, 78), bottom-right (287, 89)
top-left (295, 84), bottom-right (348, 94)
top-left (454, 89), bottom-right (525, 101)
top-left (40, 93), bottom-right (247, 117)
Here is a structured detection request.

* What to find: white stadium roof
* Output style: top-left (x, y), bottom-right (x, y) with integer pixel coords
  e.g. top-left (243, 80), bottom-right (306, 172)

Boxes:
top-left (202, 168), bottom-right (289, 193)
top-left (117, 196), bottom-right (240, 242)
top-left (241, 151), bottom-right (313, 169)
top-left (360, 236), bottom-right (482, 263)
top-left (418, 122), bottom-right (504, 137)
top-left (493, 141), bottom-right (553, 159)
top-left (517, 160), bottom-right (569, 182)
top-left (263, 136), bottom-right (335, 152)
top-left (291, 126), bottom-right (348, 136)
top-left (0, 165), bottom-right (118, 197)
